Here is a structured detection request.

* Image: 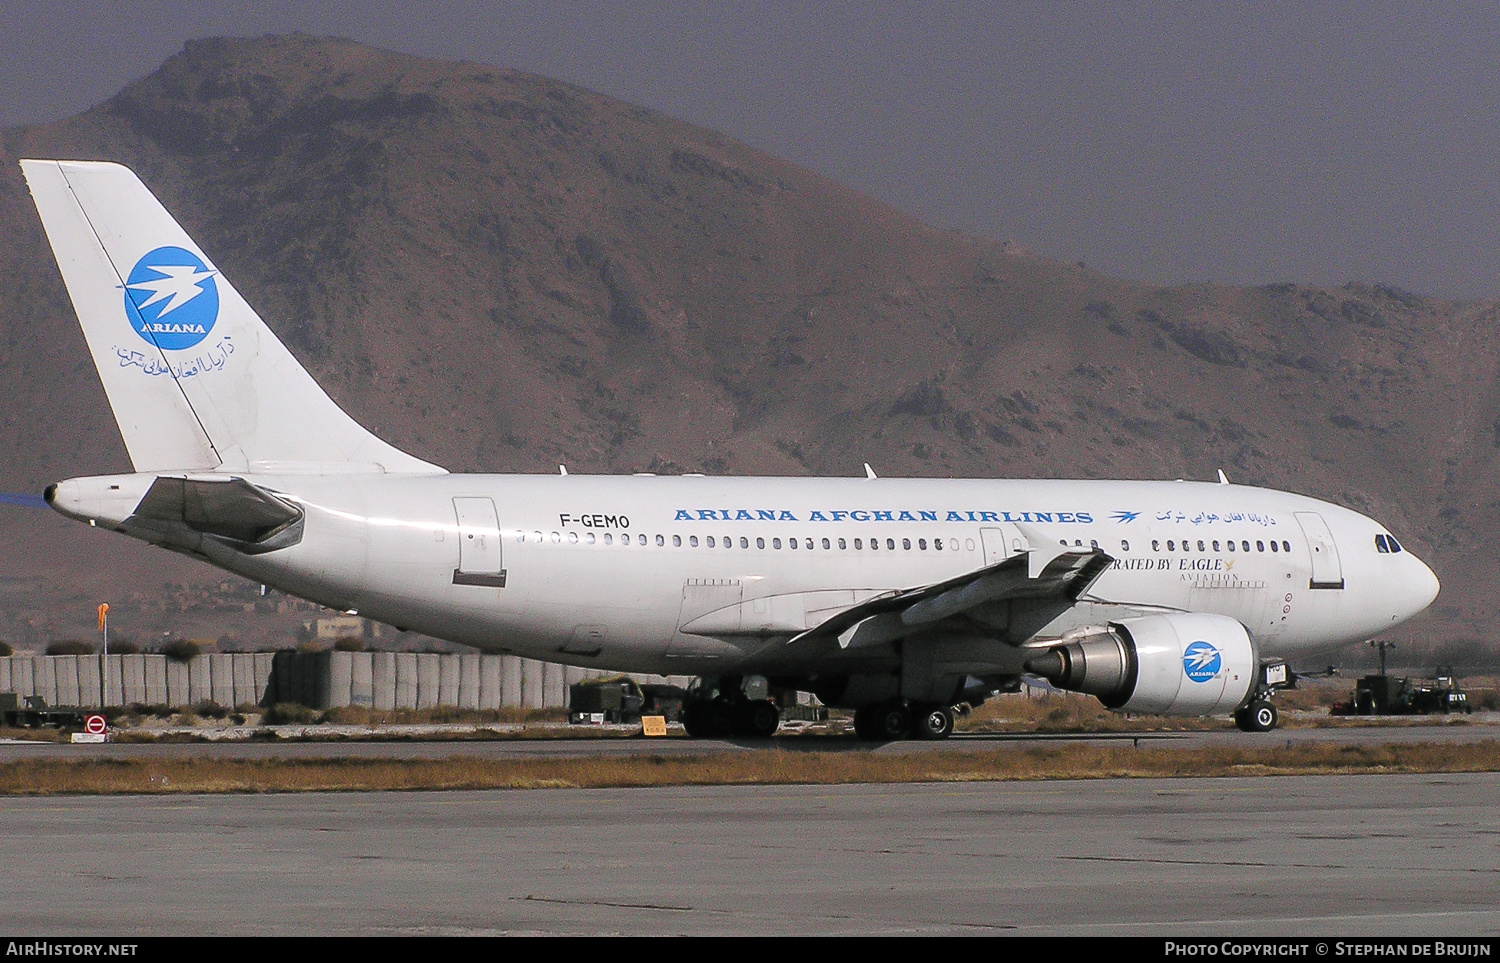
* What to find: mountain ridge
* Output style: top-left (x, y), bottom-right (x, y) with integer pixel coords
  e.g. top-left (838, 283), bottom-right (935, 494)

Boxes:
top-left (0, 35), bottom-right (1493, 657)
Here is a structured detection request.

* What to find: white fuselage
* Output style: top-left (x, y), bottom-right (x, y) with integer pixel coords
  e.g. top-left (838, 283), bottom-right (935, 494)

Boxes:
top-left (51, 473), bottom-right (1440, 677)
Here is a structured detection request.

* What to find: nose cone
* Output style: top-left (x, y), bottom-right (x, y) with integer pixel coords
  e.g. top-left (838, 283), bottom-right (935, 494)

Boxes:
top-left (1409, 554), bottom-right (1441, 615)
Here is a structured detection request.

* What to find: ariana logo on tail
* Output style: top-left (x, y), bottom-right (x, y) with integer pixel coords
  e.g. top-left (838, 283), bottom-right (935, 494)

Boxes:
top-left (122, 246), bottom-right (219, 350)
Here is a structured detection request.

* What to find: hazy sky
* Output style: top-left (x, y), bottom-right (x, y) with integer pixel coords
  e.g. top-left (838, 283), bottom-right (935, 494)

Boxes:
top-left (3, 1), bottom-right (1497, 299)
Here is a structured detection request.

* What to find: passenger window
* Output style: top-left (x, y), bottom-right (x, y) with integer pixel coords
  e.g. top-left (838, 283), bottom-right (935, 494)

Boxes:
top-left (655, 534), bottom-right (664, 547)
top-left (674, 535), bottom-right (682, 547)
top-left (918, 539), bottom-right (927, 550)
top-left (772, 538), bottom-right (781, 549)
top-left (934, 537), bottom-right (943, 551)
top-left (1121, 540), bottom-right (1130, 552)
top-left (854, 538), bottom-right (863, 550)
top-left (1167, 540), bottom-right (1175, 551)
top-left (516, 532), bottom-right (525, 543)
top-left (1257, 540), bottom-right (1265, 552)
top-left (838, 538), bottom-right (847, 549)
top-left (1283, 540), bottom-right (1291, 553)
top-left (806, 538), bottom-right (814, 550)
top-left (603, 533), bottom-right (613, 545)
top-left (739, 537), bottom-right (748, 549)
top-left (1152, 540), bottom-right (1160, 551)
top-left (887, 538), bottom-right (896, 550)
top-left (822, 538), bottom-right (831, 550)
top-left (903, 538), bottom-right (912, 550)
top-left (1212, 540), bottom-right (1220, 551)
top-left (1090, 539), bottom-right (1099, 550)
top-left (569, 532), bottom-right (578, 544)
top-left (586, 533), bottom-right (596, 544)
top-left (535, 531), bottom-right (544, 543)
top-left (1270, 540), bottom-right (1278, 552)
top-left (691, 536), bottom-right (699, 547)
top-left (1241, 540), bottom-right (1250, 552)
top-left (787, 537), bottom-right (796, 550)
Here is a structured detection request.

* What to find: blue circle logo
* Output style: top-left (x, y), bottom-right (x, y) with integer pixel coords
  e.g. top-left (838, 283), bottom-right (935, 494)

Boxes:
top-left (1182, 641), bottom-right (1222, 683)
top-left (123, 246), bottom-right (219, 350)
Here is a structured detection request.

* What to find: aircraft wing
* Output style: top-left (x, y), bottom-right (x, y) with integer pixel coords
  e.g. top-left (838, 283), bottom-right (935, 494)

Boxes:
top-left (783, 546), bottom-right (1114, 654)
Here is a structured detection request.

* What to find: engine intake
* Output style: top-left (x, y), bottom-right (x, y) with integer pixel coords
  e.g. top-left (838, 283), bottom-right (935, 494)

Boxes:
top-left (1025, 613), bottom-right (1256, 716)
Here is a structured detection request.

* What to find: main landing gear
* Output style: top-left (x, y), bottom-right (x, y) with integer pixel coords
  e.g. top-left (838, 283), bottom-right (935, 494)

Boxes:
top-left (680, 676), bottom-right (781, 739)
top-left (852, 700), bottom-right (956, 741)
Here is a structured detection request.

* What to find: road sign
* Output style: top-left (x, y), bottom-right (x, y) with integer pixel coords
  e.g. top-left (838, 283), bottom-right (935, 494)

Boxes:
top-left (84, 713), bottom-right (107, 735)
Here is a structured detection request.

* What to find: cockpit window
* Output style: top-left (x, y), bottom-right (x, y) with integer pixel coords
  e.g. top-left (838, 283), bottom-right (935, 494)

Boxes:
top-left (1375, 534), bottom-right (1389, 553)
top-left (1388, 535), bottom-right (1402, 553)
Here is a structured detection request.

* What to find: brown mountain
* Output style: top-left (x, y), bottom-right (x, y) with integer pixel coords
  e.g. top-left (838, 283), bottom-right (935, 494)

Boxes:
top-left (0, 35), bottom-right (1493, 663)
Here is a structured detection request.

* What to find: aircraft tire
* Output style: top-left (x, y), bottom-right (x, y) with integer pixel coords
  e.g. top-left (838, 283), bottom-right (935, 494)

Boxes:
top-left (1235, 700), bottom-right (1278, 733)
top-left (872, 700), bottom-right (911, 741)
top-left (682, 700), bottom-right (733, 738)
top-left (852, 707), bottom-right (878, 740)
top-left (911, 704), bottom-right (955, 740)
top-left (734, 699), bottom-right (781, 738)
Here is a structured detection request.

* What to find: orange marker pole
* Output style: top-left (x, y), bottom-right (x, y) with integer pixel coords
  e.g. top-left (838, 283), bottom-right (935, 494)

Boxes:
top-left (97, 603), bottom-right (109, 709)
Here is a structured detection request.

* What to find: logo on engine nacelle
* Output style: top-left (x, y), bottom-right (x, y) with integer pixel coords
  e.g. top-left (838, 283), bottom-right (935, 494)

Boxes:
top-left (1182, 641), bottom-right (1222, 682)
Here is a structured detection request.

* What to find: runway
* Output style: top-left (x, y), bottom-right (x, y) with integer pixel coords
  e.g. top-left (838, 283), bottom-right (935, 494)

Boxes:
top-left (0, 773), bottom-right (1495, 935)
top-left (2, 719), bottom-right (1496, 760)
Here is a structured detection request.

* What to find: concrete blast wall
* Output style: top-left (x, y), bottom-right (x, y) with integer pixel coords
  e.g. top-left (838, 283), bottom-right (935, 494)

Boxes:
top-left (0, 654), bottom-right (687, 710)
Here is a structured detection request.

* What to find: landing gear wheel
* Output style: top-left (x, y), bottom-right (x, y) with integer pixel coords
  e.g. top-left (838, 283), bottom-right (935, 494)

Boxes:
top-left (1235, 700), bottom-right (1278, 733)
top-left (682, 700), bottom-right (733, 738)
top-left (734, 699), bottom-right (781, 738)
top-left (872, 700), bottom-right (911, 741)
top-left (852, 706), bottom-right (879, 740)
top-left (911, 704), bottom-right (955, 740)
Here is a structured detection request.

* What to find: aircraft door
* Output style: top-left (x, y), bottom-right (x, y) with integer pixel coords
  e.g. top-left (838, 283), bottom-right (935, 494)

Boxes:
top-left (979, 524), bottom-right (1027, 565)
top-left (1294, 511), bottom-right (1344, 590)
top-left (452, 497), bottom-right (507, 587)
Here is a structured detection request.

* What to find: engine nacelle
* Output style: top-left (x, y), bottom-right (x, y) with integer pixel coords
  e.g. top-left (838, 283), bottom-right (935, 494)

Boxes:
top-left (1025, 613), bottom-right (1257, 716)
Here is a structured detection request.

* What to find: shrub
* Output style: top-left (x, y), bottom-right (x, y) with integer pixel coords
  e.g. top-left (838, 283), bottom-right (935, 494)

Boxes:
top-left (190, 700), bottom-right (229, 719)
top-left (46, 640), bottom-right (94, 655)
top-left (160, 639), bottom-right (201, 662)
top-left (0, 640), bottom-right (12, 656)
top-left (109, 640), bottom-right (142, 655)
top-left (264, 703), bottom-right (321, 725)
top-left (332, 636), bottom-right (365, 652)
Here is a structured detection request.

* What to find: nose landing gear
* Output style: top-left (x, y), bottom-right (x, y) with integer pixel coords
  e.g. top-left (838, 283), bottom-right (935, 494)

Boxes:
top-left (1233, 660), bottom-right (1293, 732)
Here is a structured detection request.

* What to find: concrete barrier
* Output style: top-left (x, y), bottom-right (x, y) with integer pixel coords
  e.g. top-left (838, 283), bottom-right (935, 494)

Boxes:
top-left (350, 653), bottom-right (374, 707)
top-left (371, 652), bottom-right (395, 710)
top-left (0, 653), bottom-right (691, 712)
top-left (438, 656), bottom-right (460, 707)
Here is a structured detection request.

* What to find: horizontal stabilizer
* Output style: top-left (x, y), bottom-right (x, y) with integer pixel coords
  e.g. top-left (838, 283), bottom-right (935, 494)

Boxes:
top-left (129, 475), bottom-right (302, 547)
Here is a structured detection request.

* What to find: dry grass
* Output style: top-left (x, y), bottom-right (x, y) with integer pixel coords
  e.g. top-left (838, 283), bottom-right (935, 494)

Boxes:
top-left (2, 740), bottom-right (1498, 796)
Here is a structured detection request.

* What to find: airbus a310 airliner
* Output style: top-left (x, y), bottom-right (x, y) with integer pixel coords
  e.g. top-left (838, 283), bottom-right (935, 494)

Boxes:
top-left (20, 160), bottom-right (1440, 739)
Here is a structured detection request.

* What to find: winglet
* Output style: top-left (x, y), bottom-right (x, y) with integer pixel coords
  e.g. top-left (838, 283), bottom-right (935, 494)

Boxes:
top-left (1217, 469), bottom-right (1230, 485)
top-left (864, 463), bottom-right (877, 479)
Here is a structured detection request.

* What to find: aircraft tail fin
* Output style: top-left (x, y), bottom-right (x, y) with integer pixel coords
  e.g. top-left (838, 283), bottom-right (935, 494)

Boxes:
top-left (20, 160), bottom-right (444, 475)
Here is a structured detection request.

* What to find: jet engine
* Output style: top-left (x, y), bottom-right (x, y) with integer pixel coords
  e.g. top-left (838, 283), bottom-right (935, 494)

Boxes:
top-left (1024, 613), bottom-right (1256, 716)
